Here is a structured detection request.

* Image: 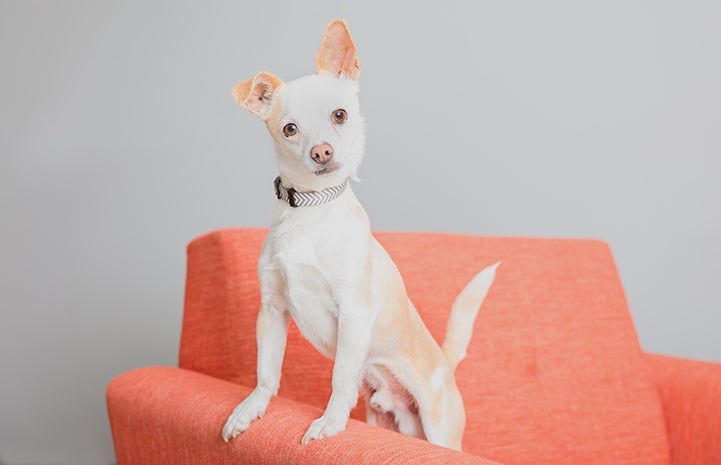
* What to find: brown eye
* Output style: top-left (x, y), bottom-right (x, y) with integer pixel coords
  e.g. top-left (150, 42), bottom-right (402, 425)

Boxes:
top-left (332, 109), bottom-right (347, 124)
top-left (282, 122), bottom-right (298, 137)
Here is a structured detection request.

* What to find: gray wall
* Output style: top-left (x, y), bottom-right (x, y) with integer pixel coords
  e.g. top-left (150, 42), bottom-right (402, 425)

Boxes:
top-left (1, 1), bottom-right (719, 464)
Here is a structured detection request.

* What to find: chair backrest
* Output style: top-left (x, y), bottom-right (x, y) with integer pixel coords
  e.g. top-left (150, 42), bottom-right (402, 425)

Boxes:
top-left (180, 228), bottom-right (670, 465)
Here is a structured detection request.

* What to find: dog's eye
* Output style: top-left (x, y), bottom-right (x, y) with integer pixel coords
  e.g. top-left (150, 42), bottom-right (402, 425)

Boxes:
top-left (282, 123), bottom-right (298, 137)
top-left (332, 109), bottom-right (347, 124)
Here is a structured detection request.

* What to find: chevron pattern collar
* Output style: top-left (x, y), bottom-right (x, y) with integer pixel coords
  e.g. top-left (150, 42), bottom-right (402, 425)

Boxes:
top-left (273, 176), bottom-right (349, 208)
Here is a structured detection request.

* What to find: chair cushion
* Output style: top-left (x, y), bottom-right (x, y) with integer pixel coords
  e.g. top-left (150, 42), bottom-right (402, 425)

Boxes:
top-left (380, 233), bottom-right (670, 464)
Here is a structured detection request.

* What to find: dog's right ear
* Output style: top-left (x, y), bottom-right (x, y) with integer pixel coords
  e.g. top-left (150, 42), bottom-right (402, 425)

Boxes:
top-left (230, 72), bottom-right (283, 119)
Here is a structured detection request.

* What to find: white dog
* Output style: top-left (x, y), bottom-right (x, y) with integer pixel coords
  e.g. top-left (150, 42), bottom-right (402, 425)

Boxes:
top-left (221, 19), bottom-right (498, 450)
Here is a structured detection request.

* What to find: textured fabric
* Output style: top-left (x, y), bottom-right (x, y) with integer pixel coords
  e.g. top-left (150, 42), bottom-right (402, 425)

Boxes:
top-left (645, 353), bottom-right (721, 465)
top-left (177, 228), bottom-right (672, 465)
top-left (107, 366), bottom-right (498, 465)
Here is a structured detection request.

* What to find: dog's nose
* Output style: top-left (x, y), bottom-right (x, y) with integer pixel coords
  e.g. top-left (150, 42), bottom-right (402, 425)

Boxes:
top-left (310, 143), bottom-right (334, 165)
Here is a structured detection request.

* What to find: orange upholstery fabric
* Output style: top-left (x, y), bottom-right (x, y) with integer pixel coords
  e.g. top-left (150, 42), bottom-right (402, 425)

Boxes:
top-left (107, 228), bottom-right (721, 464)
top-left (107, 366), bottom-right (498, 465)
top-left (645, 354), bottom-right (721, 465)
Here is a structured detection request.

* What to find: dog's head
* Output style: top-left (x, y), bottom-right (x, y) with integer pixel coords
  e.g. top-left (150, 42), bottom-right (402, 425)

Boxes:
top-left (231, 20), bottom-right (365, 191)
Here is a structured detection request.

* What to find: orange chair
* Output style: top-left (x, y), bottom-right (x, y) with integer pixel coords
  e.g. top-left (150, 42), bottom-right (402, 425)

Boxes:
top-left (107, 228), bottom-right (721, 465)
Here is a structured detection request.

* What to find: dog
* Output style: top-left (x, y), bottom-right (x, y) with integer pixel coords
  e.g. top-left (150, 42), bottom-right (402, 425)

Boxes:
top-left (221, 19), bottom-right (498, 450)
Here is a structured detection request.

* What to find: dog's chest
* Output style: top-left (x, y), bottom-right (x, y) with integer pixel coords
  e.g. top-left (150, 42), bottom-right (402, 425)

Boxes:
top-left (274, 240), bottom-right (339, 358)
top-left (264, 205), bottom-right (369, 359)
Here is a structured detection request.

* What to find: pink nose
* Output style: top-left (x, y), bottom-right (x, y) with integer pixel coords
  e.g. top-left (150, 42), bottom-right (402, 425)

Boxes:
top-left (310, 143), bottom-right (334, 165)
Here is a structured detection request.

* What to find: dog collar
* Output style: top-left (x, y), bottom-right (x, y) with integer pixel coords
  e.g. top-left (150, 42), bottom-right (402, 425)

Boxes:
top-left (273, 176), bottom-right (349, 207)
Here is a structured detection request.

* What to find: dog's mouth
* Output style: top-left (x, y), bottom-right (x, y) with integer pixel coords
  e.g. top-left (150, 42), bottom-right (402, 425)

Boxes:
top-left (314, 163), bottom-right (340, 176)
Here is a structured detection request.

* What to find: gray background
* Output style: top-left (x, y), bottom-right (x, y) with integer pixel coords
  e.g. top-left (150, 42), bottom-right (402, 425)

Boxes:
top-left (1, 1), bottom-right (719, 464)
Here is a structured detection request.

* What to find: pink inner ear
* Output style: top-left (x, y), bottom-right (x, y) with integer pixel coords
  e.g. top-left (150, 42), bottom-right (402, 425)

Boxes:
top-left (231, 72), bottom-right (283, 117)
top-left (245, 79), bottom-right (274, 115)
top-left (336, 44), bottom-right (360, 78)
top-left (317, 21), bottom-right (360, 80)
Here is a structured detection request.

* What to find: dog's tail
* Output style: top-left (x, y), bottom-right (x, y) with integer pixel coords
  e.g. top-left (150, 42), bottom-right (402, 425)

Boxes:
top-left (442, 262), bottom-right (500, 370)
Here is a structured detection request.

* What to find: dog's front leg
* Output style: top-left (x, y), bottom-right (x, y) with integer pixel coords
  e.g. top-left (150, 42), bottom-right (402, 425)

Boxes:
top-left (222, 302), bottom-right (290, 442)
top-left (301, 309), bottom-right (373, 444)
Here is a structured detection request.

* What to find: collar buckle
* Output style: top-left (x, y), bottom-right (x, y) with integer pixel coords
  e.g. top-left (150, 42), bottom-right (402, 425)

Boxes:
top-left (274, 176), bottom-right (298, 207)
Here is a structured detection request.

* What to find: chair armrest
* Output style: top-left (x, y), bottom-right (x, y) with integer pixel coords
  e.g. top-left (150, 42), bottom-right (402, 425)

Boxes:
top-left (644, 353), bottom-right (721, 465)
top-left (107, 366), bottom-right (500, 465)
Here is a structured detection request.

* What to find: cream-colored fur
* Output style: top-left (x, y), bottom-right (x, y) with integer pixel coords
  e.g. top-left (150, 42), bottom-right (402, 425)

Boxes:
top-left (221, 19), bottom-right (498, 450)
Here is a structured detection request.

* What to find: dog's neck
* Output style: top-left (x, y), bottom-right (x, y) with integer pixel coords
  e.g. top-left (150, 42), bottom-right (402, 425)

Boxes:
top-left (274, 176), bottom-right (349, 208)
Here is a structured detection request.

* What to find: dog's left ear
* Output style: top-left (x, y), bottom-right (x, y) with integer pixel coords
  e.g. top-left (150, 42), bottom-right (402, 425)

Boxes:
top-left (316, 19), bottom-right (360, 81)
top-left (230, 71), bottom-right (284, 120)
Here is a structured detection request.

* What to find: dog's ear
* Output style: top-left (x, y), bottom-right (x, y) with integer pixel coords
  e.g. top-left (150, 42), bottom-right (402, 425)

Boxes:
top-left (230, 72), bottom-right (284, 119)
top-left (316, 19), bottom-right (360, 81)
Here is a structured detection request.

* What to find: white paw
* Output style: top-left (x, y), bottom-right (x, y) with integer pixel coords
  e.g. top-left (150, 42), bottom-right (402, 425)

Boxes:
top-left (221, 391), bottom-right (271, 442)
top-left (370, 389), bottom-right (393, 413)
top-left (301, 414), bottom-right (347, 445)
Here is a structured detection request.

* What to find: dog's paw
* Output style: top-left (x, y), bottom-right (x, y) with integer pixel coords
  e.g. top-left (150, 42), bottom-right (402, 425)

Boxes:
top-left (301, 414), bottom-right (347, 445)
top-left (221, 391), bottom-right (271, 442)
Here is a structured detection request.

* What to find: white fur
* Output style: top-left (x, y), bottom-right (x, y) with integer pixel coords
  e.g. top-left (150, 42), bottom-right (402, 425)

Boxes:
top-left (221, 21), bottom-right (498, 450)
top-left (273, 75), bottom-right (365, 192)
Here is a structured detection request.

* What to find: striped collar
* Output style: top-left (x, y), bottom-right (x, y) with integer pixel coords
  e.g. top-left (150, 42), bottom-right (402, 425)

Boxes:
top-left (273, 176), bottom-right (349, 208)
